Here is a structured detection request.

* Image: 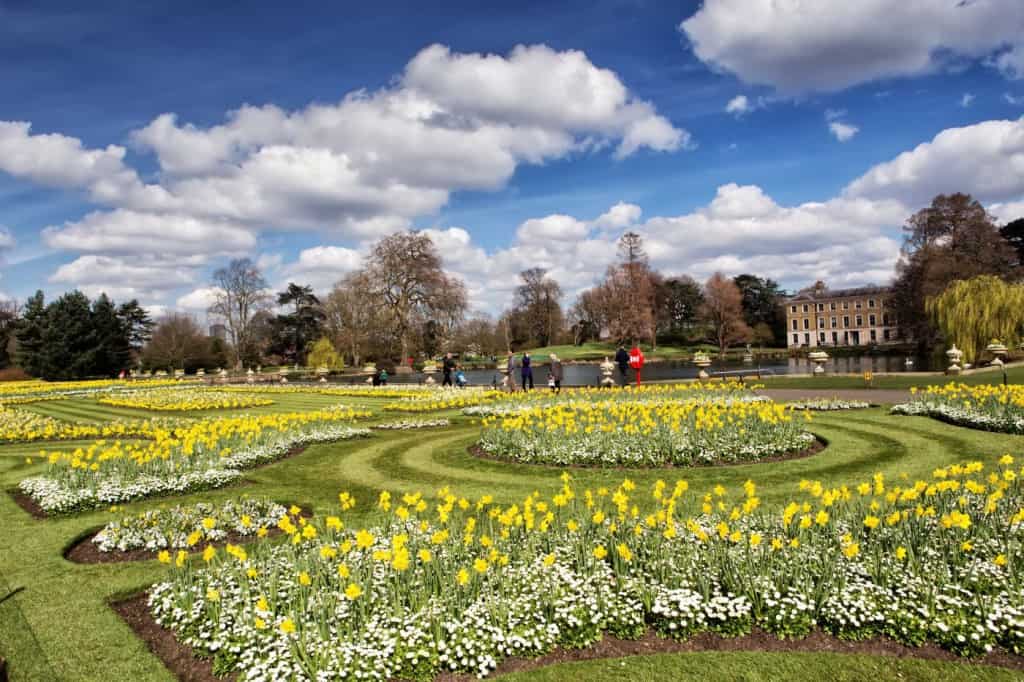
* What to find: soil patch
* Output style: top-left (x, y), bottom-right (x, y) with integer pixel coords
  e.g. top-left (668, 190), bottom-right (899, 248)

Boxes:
top-left (469, 437), bottom-right (826, 470)
top-left (113, 592), bottom-right (234, 682)
top-left (438, 627), bottom-right (1024, 680)
top-left (8, 489), bottom-right (47, 519)
top-left (249, 444), bottom-right (308, 470)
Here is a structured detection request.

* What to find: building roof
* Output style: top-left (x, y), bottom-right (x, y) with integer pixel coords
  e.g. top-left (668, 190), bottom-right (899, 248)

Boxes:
top-left (786, 283), bottom-right (891, 303)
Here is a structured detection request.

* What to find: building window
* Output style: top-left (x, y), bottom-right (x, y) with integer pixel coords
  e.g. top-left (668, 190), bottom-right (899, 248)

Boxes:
top-left (868, 299), bottom-right (876, 308)
top-left (792, 319), bottom-right (798, 330)
top-left (802, 304), bottom-right (809, 313)
top-left (803, 318), bottom-right (810, 330)
top-left (791, 305), bottom-right (797, 313)
top-left (804, 333), bottom-right (810, 345)
top-left (842, 302), bottom-right (849, 310)
top-left (843, 331), bottom-right (849, 344)
top-left (883, 329), bottom-right (890, 341)
top-left (855, 301), bottom-right (862, 309)
top-left (856, 315), bottom-right (863, 326)
top-left (793, 333), bottom-right (799, 344)
top-left (870, 329), bottom-right (877, 342)
top-left (817, 303), bottom-right (824, 311)
top-left (818, 318), bottom-right (825, 329)
top-left (831, 317), bottom-right (837, 328)
top-left (869, 314), bottom-right (876, 326)
top-left (883, 313), bottom-right (890, 326)
top-left (843, 316), bottom-right (850, 327)
top-left (819, 332), bottom-right (826, 343)
top-left (829, 302), bottom-right (836, 311)
top-left (832, 332), bottom-right (839, 345)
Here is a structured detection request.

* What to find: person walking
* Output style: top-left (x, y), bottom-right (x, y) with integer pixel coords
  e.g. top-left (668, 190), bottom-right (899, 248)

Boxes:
top-left (505, 351), bottom-right (518, 392)
top-left (615, 345), bottom-right (630, 386)
top-left (521, 352), bottom-right (534, 390)
top-left (548, 353), bottom-right (563, 393)
top-left (442, 352), bottom-right (456, 387)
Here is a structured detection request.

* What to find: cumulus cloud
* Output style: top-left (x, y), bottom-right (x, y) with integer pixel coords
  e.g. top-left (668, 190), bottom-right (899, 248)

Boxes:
top-left (845, 116), bottom-right (1024, 207)
top-left (1006, 93), bottom-right (1024, 106)
top-left (961, 93), bottom-right (976, 108)
top-left (279, 245), bottom-right (363, 291)
top-left (725, 95), bottom-right (751, 116)
top-left (992, 45), bottom-right (1024, 80)
top-left (829, 121), bottom-right (860, 142)
top-left (681, 0), bottom-right (1024, 92)
top-left (176, 287), bottom-right (223, 312)
top-left (593, 202), bottom-right (642, 231)
top-left (516, 214), bottom-right (590, 243)
top-left (50, 254), bottom-right (198, 300)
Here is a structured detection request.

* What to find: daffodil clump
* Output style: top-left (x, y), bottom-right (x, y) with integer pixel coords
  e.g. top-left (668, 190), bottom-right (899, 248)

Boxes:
top-left (784, 399), bottom-right (871, 411)
top-left (461, 381), bottom-right (756, 418)
top-left (94, 497), bottom-right (287, 553)
top-left (478, 398), bottom-right (814, 466)
top-left (384, 388), bottom-right (504, 413)
top-left (0, 407), bottom-right (191, 444)
top-left (151, 460), bottom-right (1023, 679)
top-left (97, 388), bottom-right (274, 411)
top-left (223, 385), bottom-right (436, 399)
top-left (372, 419), bottom-right (451, 430)
top-left (0, 378), bottom-right (188, 403)
top-left (19, 406), bottom-right (373, 513)
top-left (893, 384), bottom-right (1024, 433)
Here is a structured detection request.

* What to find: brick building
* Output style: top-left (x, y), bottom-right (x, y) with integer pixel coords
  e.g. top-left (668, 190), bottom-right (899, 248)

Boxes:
top-left (784, 281), bottom-right (898, 348)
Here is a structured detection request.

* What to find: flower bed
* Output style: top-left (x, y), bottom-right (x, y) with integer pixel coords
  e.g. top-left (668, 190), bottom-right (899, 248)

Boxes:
top-left (0, 378), bottom-right (188, 403)
top-left (98, 388), bottom-right (274, 411)
top-left (150, 459), bottom-right (1024, 679)
top-left (18, 406), bottom-right (372, 513)
top-left (892, 384), bottom-right (1024, 433)
top-left (478, 398), bottom-right (814, 466)
top-left (372, 419), bottom-right (450, 430)
top-left (383, 389), bottom-right (504, 413)
top-left (0, 407), bottom-right (190, 445)
top-left (93, 498), bottom-right (288, 553)
top-left (784, 399), bottom-right (871, 411)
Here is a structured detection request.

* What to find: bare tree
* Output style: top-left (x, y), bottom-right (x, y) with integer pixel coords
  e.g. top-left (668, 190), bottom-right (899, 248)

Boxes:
top-left (209, 258), bottom-right (270, 368)
top-left (141, 314), bottom-right (210, 372)
top-left (700, 272), bottom-right (752, 357)
top-left (324, 271), bottom-right (378, 368)
top-left (365, 232), bottom-right (466, 362)
top-left (515, 268), bottom-right (563, 348)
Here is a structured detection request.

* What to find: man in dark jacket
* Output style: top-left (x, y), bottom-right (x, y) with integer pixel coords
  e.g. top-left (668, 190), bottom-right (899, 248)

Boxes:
top-left (442, 352), bottom-right (456, 387)
top-left (521, 352), bottom-right (534, 390)
top-left (615, 345), bottom-right (630, 385)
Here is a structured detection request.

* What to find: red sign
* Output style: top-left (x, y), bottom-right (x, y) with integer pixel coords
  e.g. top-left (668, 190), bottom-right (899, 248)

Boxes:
top-left (629, 347), bottom-right (645, 369)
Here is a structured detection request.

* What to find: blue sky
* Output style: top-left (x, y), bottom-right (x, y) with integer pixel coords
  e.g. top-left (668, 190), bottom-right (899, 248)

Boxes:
top-left (1, 0), bottom-right (1024, 316)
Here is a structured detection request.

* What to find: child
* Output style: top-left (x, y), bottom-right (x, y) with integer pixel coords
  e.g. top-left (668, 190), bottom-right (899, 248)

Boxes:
top-left (455, 369), bottom-right (468, 388)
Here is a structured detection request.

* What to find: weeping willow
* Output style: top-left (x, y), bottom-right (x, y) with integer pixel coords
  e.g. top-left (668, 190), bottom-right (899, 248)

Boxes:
top-left (926, 276), bottom-right (1024, 363)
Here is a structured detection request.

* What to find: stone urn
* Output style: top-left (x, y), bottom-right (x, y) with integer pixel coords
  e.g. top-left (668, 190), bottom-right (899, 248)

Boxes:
top-left (987, 340), bottom-right (1008, 362)
top-left (246, 368), bottom-right (255, 384)
top-left (946, 345), bottom-right (963, 375)
top-left (693, 352), bottom-right (712, 381)
top-left (599, 356), bottom-right (617, 387)
top-left (422, 360), bottom-right (438, 386)
top-left (742, 344), bottom-right (754, 364)
top-left (279, 368), bottom-right (289, 384)
top-left (807, 350), bottom-right (830, 375)
top-left (316, 366), bottom-right (329, 383)
top-left (362, 363), bottom-right (376, 375)
top-left (174, 369), bottom-right (185, 380)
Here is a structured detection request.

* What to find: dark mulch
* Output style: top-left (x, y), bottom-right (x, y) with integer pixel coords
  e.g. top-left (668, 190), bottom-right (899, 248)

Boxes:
top-left (249, 444), bottom-right (308, 470)
top-left (469, 437), bottom-right (827, 470)
top-left (8, 489), bottom-right (47, 519)
top-left (437, 628), bottom-right (1024, 680)
top-left (113, 592), bottom-right (235, 682)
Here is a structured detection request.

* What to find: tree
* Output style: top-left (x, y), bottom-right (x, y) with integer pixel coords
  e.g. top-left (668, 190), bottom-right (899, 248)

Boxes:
top-left (0, 299), bottom-right (18, 369)
top-left (39, 291), bottom-right (97, 380)
top-left (209, 258), bottom-right (270, 368)
top-left (275, 283), bottom-right (324, 366)
top-left (700, 273), bottom-right (752, 357)
top-left (926, 276), bottom-right (1024, 364)
top-left (307, 336), bottom-right (343, 370)
top-left (892, 194), bottom-right (1018, 350)
top-left (514, 268), bottom-right (563, 348)
top-left (1000, 217), bottom-right (1024, 266)
top-left (569, 289), bottom-right (608, 346)
top-left (118, 299), bottom-right (154, 357)
top-left (733, 274), bottom-right (786, 346)
top-left (324, 271), bottom-right (381, 367)
top-left (654, 276), bottom-right (703, 342)
top-left (16, 291), bottom-right (46, 376)
top-left (91, 293), bottom-right (132, 376)
top-left (141, 314), bottom-right (212, 372)
top-left (365, 232), bottom-right (466, 362)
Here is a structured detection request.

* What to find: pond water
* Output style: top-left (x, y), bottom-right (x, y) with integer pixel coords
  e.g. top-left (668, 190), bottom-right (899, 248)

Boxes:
top-left (334, 353), bottom-right (934, 387)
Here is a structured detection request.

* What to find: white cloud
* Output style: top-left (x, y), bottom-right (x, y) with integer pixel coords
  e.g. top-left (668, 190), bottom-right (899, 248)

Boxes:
top-left (845, 116), bottom-right (1024, 207)
top-left (961, 93), bottom-right (976, 108)
top-left (824, 108), bottom-right (846, 122)
top-left (50, 254), bottom-right (198, 300)
top-left (279, 245), bottom-right (363, 291)
top-left (1006, 93), bottom-right (1024, 106)
top-left (990, 199), bottom-right (1024, 224)
top-left (992, 45), bottom-right (1024, 80)
top-left (829, 121), bottom-right (860, 142)
top-left (594, 202), bottom-right (642, 231)
top-left (516, 214), bottom-right (590, 243)
top-left (0, 226), bottom-right (13, 252)
top-left (176, 287), bottom-right (223, 312)
top-left (681, 0), bottom-right (1024, 92)
top-left (725, 95), bottom-right (750, 116)
top-left (42, 210), bottom-right (256, 255)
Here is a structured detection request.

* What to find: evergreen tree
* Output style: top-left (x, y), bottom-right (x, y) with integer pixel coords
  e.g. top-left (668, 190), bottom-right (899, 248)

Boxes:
top-left (40, 291), bottom-right (96, 380)
top-left (275, 283), bottom-right (324, 366)
top-left (118, 299), bottom-right (155, 355)
top-left (92, 293), bottom-right (132, 375)
top-left (16, 290), bottom-right (46, 376)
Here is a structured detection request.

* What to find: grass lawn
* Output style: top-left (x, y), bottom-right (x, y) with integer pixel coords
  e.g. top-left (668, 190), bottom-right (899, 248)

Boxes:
top-left (756, 363), bottom-right (1024, 390)
top-left (2, 388), bottom-right (1023, 680)
top-left (516, 341), bottom-right (775, 362)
